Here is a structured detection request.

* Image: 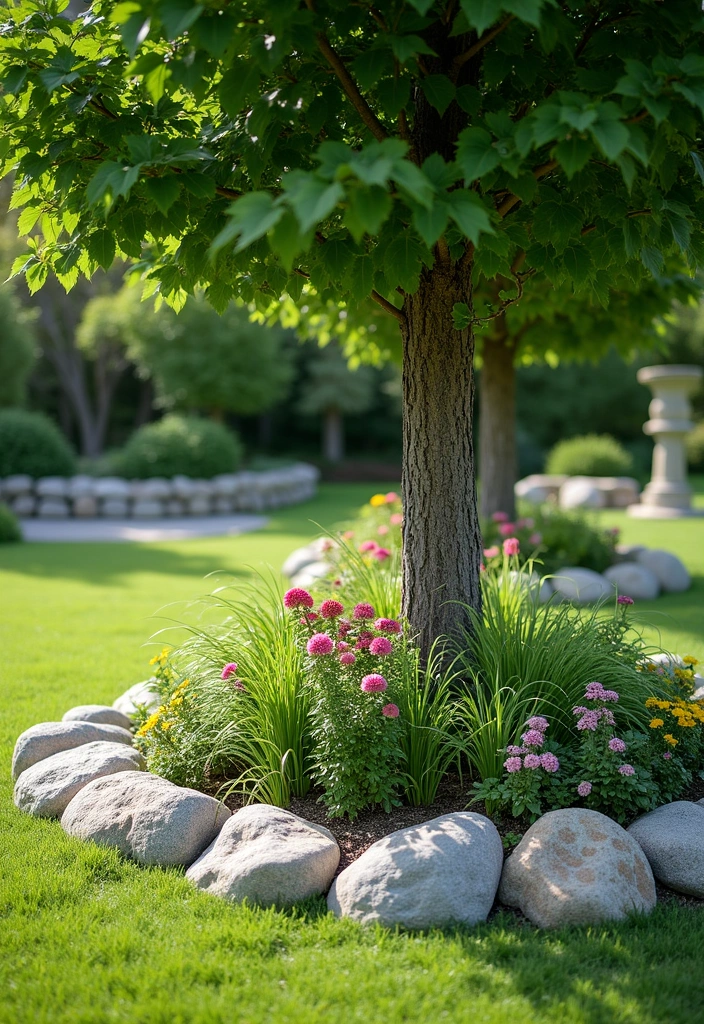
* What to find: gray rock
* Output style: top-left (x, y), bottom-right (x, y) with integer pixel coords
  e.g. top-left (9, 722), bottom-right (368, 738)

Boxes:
top-left (187, 804), bottom-right (339, 906)
top-left (131, 499), bottom-right (164, 518)
top-left (614, 544), bottom-right (648, 563)
top-left (186, 496), bottom-right (212, 515)
top-left (37, 498), bottom-right (70, 518)
top-left (559, 477), bottom-right (607, 510)
top-left (61, 771), bottom-right (230, 866)
top-left (328, 812), bottom-right (503, 929)
top-left (62, 704), bottom-right (132, 730)
top-left (290, 561), bottom-right (332, 589)
top-left (212, 474), bottom-right (240, 498)
top-left (12, 721), bottom-right (133, 780)
top-left (94, 478), bottom-right (131, 500)
top-left (635, 549), bottom-right (690, 593)
top-left (100, 498), bottom-right (129, 517)
top-left (692, 675), bottom-right (704, 703)
top-left (501, 570), bottom-right (554, 604)
top-left (514, 474), bottom-right (567, 504)
top-left (282, 544), bottom-right (318, 578)
top-left (552, 567), bottom-right (612, 604)
top-left (4, 474), bottom-right (33, 497)
top-left (190, 479), bottom-right (214, 498)
top-left (171, 475), bottom-right (195, 499)
top-left (72, 495), bottom-right (99, 517)
top-left (603, 563), bottom-right (660, 601)
top-left (68, 475), bottom-right (96, 499)
top-left (597, 476), bottom-right (640, 508)
top-left (11, 495), bottom-right (36, 517)
top-left (164, 498), bottom-right (185, 516)
top-left (132, 478), bottom-right (172, 500)
top-left (35, 476), bottom-right (69, 499)
top-left (628, 801), bottom-right (704, 897)
top-left (14, 741), bottom-right (145, 818)
top-left (499, 809), bottom-right (656, 928)
top-left (112, 679), bottom-right (161, 717)
top-left (213, 496), bottom-right (233, 514)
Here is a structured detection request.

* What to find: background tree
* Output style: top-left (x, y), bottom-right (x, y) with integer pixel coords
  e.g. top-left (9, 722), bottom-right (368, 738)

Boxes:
top-left (0, 285), bottom-right (37, 408)
top-left (3, 0), bottom-right (704, 650)
top-left (297, 344), bottom-right (376, 462)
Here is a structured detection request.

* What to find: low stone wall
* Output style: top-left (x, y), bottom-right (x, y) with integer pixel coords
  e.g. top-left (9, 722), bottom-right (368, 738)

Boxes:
top-left (515, 474), bottom-right (641, 509)
top-left (0, 464), bottom-right (319, 518)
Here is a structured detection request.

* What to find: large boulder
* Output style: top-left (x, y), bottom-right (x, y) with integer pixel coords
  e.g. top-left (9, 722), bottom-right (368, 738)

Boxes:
top-left (186, 804), bottom-right (340, 906)
top-left (62, 704), bottom-right (132, 730)
top-left (281, 544), bottom-right (318, 578)
top-left (37, 498), bottom-right (70, 518)
top-left (596, 476), bottom-right (640, 508)
top-left (328, 812), bottom-right (503, 929)
top-left (112, 679), bottom-right (161, 717)
top-left (514, 474), bottom-right (567, 504)
top-left (12, 721), bottom-right (133, 780)
top-left (4, 474), bottom-right (33, 497)
top-left (61, 771), bottom-right (230, 866)
top-left (13, 741), bottom-right (145, 818)
top-left (290, 561), bottom-right (331, 589)
top-left (635, 549), bottom-right (690, 593)
top-left (603, 563), bottom-right (660, 601)
top-left (627, 801), bottom-right (704, 898)
top-left (499, 809), bottom-right (656, 928)
top-left (94, 478), bottom-right (131, 500)
top-left (35, 477), bottom-right (70, 499)
top-left (559, 477), bottom-right (607, 510)
top-left (551, 567), bottom-right (612, 604)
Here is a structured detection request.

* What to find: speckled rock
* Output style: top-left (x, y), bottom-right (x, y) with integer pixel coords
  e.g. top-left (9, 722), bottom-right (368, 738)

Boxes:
top-left (186, 804), bottom-right (339, 906)
top-left (62, 704), bottom-right (132, 730)
top-left (112, 679), bottom-right (161, 717)
top-left (11, 721), bottom-right (133, 780)
top-left (628, 801), bottom-right (704, 897)
top-left (499, 809), bottom-right (656, 928)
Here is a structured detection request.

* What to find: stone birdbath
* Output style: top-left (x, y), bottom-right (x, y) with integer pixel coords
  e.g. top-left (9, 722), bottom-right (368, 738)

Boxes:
top-left (629, 364), bottom-right (703, 519)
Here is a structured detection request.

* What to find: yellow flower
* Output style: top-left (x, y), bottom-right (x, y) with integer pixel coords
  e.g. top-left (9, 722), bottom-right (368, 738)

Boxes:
top-left (160, 719), bottom-right (174, 731)
top-left (683, 655), bottom-right (699, 666)
top-left (649, 718), bottom-right (664, 729)
top-left (369, 494), bottom-right (386, 507)
top-left (645, 697), bottom-right (670, 710)
top-left (663, 733), bottom-right (678, 746)
top-left (135, 710), bottom-right (162, 737)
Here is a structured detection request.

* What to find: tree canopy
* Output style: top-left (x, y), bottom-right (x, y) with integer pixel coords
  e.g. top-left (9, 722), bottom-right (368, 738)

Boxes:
top-left (0, 285), bottom-right (37, 407)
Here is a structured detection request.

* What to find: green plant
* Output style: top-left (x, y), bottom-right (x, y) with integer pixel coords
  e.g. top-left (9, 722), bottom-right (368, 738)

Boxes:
top-left (687, 422), bottom-right (704, 471)
top-left (118, 415), bottom-right (243, 479)
top-left (0, 409), bottom-right (76, 478)
top-left (545, 434), bottom-right (634, 478)
top-left (0, 503), bottom-right (22, 543)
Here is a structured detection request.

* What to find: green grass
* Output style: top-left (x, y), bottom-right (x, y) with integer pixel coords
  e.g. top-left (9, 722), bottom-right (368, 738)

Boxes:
top-left (1, 482), bottom-right (704, 1024)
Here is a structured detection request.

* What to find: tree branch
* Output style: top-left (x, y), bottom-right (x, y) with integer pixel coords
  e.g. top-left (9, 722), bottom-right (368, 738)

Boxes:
top-left (496, 159), bottom-right (559, 218)
top-left (371, 289), bottom-right (405, 322)
top-left (452, 16), bottom-right (515, 76)
top-left (580, 208), bottom-right (651, 235)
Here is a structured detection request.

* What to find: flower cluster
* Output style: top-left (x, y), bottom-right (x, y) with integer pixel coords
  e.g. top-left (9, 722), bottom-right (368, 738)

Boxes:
top-left (473, 716), bottom-right (564, 819)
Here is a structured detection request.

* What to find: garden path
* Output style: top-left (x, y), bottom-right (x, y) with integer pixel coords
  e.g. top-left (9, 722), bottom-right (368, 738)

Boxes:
top-left (19, 514), bottom-right (268, 543)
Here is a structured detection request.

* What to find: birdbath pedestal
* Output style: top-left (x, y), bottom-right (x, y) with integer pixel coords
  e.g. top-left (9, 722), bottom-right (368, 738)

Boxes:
top-left (628, 364), bottom-right (703, 519)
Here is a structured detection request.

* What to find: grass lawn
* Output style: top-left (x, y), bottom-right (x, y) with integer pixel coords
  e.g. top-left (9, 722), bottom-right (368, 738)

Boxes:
top-left (1, 482), bottom-right (703, 1024)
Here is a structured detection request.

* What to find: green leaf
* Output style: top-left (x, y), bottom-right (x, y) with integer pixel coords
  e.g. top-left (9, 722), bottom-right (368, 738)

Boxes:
top-left (179, 171), bottom-right (216, 198)
top-left (503, 0), bottom-right (546, 28)
top-left (210, 193), bottom-right (284, 254)
top-left (39, 66), bottom-right (79, 92)
top-left (456, 85), bottom-right (482, 116)
top-left (383, 235), bottom-right (427, 292)
top-left (590, 103), bottom-right (629, 161)
top-left (456, 127), bottom-right (501, 183)
top-left (690, 151), bottom-right (704, 185)
top-left (447, 191), bottom-right (494, 245)
top-left (219, 63), bottom-right (260, 118)
top-left (345, 186), bottom-right (393, 241)
top-left (377, 77), bottom-right (411, 117)
top-left (348, 255), bottom-right (376, 301)
top-left (283, 172), bottom-right (344, 232)
top-left (321, 238), bottom-right (354, 281)
top-left (2, 66), bottom-right (28, 94)
top-left (407, 0), bottom-right (435, 13)
top-left (412, 199), bottom-right (450, 247)
top-left (86, 161), bottom-right (139, 205)
top-left (159, 0), bottom-right (202, 40)
top-left (269, 210), bottom-right (306, 272)
top-left (391, 159), bottom-right (435, 209)
top-left (119, 207), bottom-right (147, 250)
top-left (452, 302), bottom-right (472, 329)
top-left (640, 246), bottom-right (664, 277)
top-left (421, 75), bottom-right (456, 116)
top-left (562, 244), bottom-right (592, 286)
top-left (460, 0), bottom-right (502, 36)
top-left (145, 176), bottom-right (180, 214)
top-left (88, 229), bottom-right (116, 270)
top-left (389, 35), bottom-right (436, 63)
top-left (554, 136), bottom-right (593, 179)
top-left (352, 48), bottom-right (390, 90)
top-left (532, 200), bottom-right (583, 251)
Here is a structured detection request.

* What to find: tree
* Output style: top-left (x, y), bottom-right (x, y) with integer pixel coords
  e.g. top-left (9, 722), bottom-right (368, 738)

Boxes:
top-left (297, 343), bottom-right (376, 461)
top-left (0, 285), bottom-right (37, 407)
top-left (3, 0), bottom-right (704, 651)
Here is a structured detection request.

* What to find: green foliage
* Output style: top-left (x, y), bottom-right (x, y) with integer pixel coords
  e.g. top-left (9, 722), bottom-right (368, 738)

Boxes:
top-left (687, 421), bottom-right (704, 470)
top-left (118, 414), bottom-right (242, 479)
top-left (546, 433), bottom-right (634, 477)
top-left (482, 506), bottom-right (617, 575)
top-left (0, 287), bottom-right (36, 408)
top-left (0, 503), bottom-right (22, 543)
top-left (0, 409), bottom-right (76, 478)
top-left (296, 344), bottom-right (375, 416)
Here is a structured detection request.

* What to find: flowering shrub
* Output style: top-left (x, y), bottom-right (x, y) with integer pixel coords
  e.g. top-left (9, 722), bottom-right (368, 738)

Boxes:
top-left (482, 506), bottom-right (618, 575)
top-left (286, 587), bottom-right (405, 818)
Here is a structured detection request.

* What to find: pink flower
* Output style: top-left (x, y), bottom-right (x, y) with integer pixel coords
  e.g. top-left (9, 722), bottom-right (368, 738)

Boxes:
top-left (339, 652), bottom-right (356, 666)
top-left (232, 679), bottom-right (246, 692)
top-left (307, 633), bottom-right (334, 656)
top-left (576, 711), bottom-right (600, 731)
top-left (529, 532), bottom-right (543, 545)
top-left (299, 612), bottom-right (319, 625)
top-left (361, 673), bottom-right (388, 693)
top-left (599, 708), bottom-right (616, 726)
top-left (337, 641), bottom-right (350, 651)
top-left (353, 602), bottom-right (375, 620)
top-left (519, 517), bottom-right (534, 529)
top-left (584, 681), bottom-right (606, 701)
top-left (390, 513), bottom-right (403, 526)
top-left (527, 716), bottom-right (549, 733)
top-left (540, 752), bottom-right (560, 773)
top-left (374, 617), bottom-right (401, 634)
top-left (602, 690), bottom-right (619, 703)
top-left (385, 492), bottom-right (399, 503)
top-left (618, 764), bottom-right (635, 776)
top-left (480, 562), bottom-right (486, 572)
top-left (483, 546), bottom-right (500, 558)
top-left (617, 595), bottom-right (634, 606)
top-left (503, 537), bottom-right (520, 557)
top-left (373, 547), bottom-right (391, 561)
top-left (609, 737), bottom-right (626, 753)
top-left (369, 636), bottom-right (393, 656)
top-left (572, 706), bottom-right (588, 716)
top-left (359, 540), bottom-right (378, 553)
top-left (343, 530), bottom-right (355, 540)
top-left (321, 539), bottom-right (334, 552)
top-left (499, 522), bottom-right (517, 537)
top-left (521, 729), bottom-right (545, 748)
top-left (492, 512), bottom-right (509, 523)
top-left (221, 662), bottom-right (238, 680)
top-left (337, 619), bottom-right (352, 636)
top-left (377, 524), bottom-right (389, 536)
top-left (577, 781), bottom-right (592, 797)
top-left (381, 703), bottom-right (399, 718)
top-left (663, 751), bottom-right (672, 760)
top-left (506, 745), bottom-right (526, 755)
top-left (355, 631), bottom-right (374, 650)
top-left (320, 599), bottom-right (344, 619)
top-left (504, 756), bottom-right (523, 773)
top-left (524, 753), bottom-right (541, 769)
top-left (284, 587), bottom-right (314, 610)
top-left (333, 578), bottom-right (342, 587)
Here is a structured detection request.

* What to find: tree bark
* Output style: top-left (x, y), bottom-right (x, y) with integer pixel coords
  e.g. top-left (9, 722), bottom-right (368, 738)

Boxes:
top-left (401, 265), bottom-right (482, 657)
top-left (322, 407), bottom-right (344, 462)
top-left (479, 318), bottom-right (518, 521)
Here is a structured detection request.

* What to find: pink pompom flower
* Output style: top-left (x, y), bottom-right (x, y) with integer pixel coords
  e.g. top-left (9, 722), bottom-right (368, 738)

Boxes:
top-left (618, 764), bottom-right (635, 776)
top-left (519, 517), bottom-right (535, 529)
top-left (584, 681), bottom-right (606, 700)
top-left (369, 636), bottom-right (393, 656)
top-left (361, 673), bottom-right (388, 693)
top-left (503, 537), bottom-right (520, 557)
top-left (499, 522), bottom-right (517, 537)
top-left (523, 753), bottom-right (541, 769)
top-left (609, 737), bottom-right (626, 753)
top-left (320, 599), bottom-right (345, 619)
top-left (577, 781), bottom-right (592, 797)
top-left (381, 703), bottom-right (399, 718)
top-left (374, 547), bottom-right (391, 561)
top-left (339, 652), bottom-right (356, 666)
top-left (599, 708), bottom-right (616, 726)
top-left (359, 540), bottom-right (378, 553)
top-left (390, 513), bottom-right (403, 526)
top-left (221, 662), bottom-right (238, 680)
top-left (337, 640), bottom-right (350, 651)
top-left (527, 716), bottom-right (549, 733)
top-left (355, 631), bottom-right (374, 650)
top-left (337, 619), bottom-right (352, 637)
top-left (385, 492), bottom-right (399, 503)
top-left (284, 587), bottom-right (314, 610)
top-left (521, 729), bottom-right (545, 748)
top-left (377, 525), bottom-right (389, 536)
top-left (504, 756), bottom-right (523, 773)
top-left (483, 546), bottom-right (500, 559)
top-left (353, 602), bottom-right (376, 620)
top-left (374, 617), bottom-right (402, 634)
top-left (307, 633), bottom-right (334, 656)
top-left (492, 511), bottom-right (509, 523)
top-left (617, 595), bottom-right (634, 606)
top-left (540, 752), bottom-right (560, 773)
top-left (506, 745), bottom-right (526, 756)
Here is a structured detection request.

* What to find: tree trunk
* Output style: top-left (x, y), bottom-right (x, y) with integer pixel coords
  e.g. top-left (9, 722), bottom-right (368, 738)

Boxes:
top-left (322, 407), bottom-right (344, 462)
top-left (401, 265), bottom-right (482, 657)
top-left (479, 318), bottom-right (518, 521)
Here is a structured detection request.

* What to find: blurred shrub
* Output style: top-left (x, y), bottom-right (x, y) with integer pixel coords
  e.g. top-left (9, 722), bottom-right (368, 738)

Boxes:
top-left (546, 434), bottom-right (633, 478)
top-left (483, 506), bottom-right (617, 575)
top-left (686, 421), bottom-right (704, 471)
top-left (118, 415), bottom-right (243, 479)
top-left (0, 409), bottom-right (76, 478)
top-left (0, 504), bottom-right (22, 543)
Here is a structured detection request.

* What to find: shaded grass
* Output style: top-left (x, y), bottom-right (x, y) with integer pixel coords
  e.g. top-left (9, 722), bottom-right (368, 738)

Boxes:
top-left (1, 483), bottom-right (704, 1023)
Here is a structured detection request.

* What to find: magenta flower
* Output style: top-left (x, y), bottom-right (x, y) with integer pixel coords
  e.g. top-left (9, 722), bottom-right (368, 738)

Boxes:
top-left (355, 630), bottom-right (374, 650)
top-left (369, 636), bottom-right (393, 656)
top-left (337, 641), bottom-right (350, 652)
top-left (299, 613), bottom-right (319, 625)
top-left (353, 602), bottom-right (376, 620)
top-left (663, 751), bottom-right (672, 760)
top-left (359, 540), bottom-right (378, 553)
top-left (521, 729), bottom-right (545, 748)
top-left (361, 673), bottom-right (388, 693)
top-left (504, 756), bottom-right (523, 773)
top-left (284, 587), bottom-right (314, 610)
top-left (492, 511), bottom-right (509, 523)
top-left (483, 546), bottom-right (500, 559)
top-left (339, 652), bottom-right (356, 666)
top-left (320, 599), bottom-right (345, 619)
top-left (377, 524), bottom-right (389, 536)
top-left (221, 662), bottom-right (238, 680)
top-left (519, 517), bottom-right (534, 529)
top-left (499, 522), bottom-right (517, 537)
top-left (584, 681), bottom-right (606, 700)
top-left (523, 753), bottom-right (541, 769)
top-left (617, 595), bottom-right (634, 606)
top-left (527, 716), bottom-right (549, 733)
top-left (374, 617), bottom-right (402, 634)
top-left (232, 679), bottom-right (246, 692)
top-left (385, 492), bottom-right (399, 503)
top-left (576, 711), bottom-right (600, 731)
top-left (373, 547), bottom-right (391, 561)
top-left (307, 633), bottom-right (334, 656)
top-left (529, 532), bottom-right (542, 545)
top-left (540, 752), bottom-right (560, 773)
top-left (503, 537), bottom-right (520, 557)
top-left (618, 764), bottom-right (635, 776)
top-left (381, 703), bottom-right (399, 718)
top-left (577, 781), bottom-right (592, 797)
top-left (390, 513), bottom-right (403, 526)
top-left (505, 745), bottom-right (526, 755)
top-left (337, 619), bottom-right (352, 637)
top-left (609, 737), bottom-right (627, 753)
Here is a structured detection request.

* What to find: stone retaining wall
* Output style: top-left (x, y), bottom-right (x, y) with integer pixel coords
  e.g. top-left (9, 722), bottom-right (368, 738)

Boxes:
top-left (0, 464), bottom-right (319, 518)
